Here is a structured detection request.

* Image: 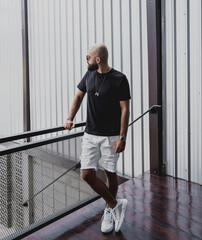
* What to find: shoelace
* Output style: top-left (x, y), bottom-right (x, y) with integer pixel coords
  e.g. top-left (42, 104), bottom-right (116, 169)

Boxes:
top-left (103, 208), bottom-right (112, 222)
top-left (111, 208), bottom-right (118, 221)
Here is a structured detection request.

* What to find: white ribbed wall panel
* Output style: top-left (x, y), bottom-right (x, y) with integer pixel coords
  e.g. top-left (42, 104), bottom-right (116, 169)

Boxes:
top-left (163, 0), bottom-right (202, 184)
top-left (0, 0), bottom-right (23, 136)
top-left (28, 0), bottom-right (150, 177)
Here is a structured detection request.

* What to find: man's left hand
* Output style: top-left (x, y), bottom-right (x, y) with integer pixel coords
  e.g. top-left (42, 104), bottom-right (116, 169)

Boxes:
top-left (115, 139), bottom-right (126, 153)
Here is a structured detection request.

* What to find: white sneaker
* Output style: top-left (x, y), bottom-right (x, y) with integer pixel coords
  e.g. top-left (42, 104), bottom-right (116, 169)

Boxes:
top-left (111, 199), bottom-right (128, 232)
top-left (101, 208), bottom-right (114, 233)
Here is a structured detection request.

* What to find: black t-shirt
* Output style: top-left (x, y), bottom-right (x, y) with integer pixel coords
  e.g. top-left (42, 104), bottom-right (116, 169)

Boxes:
top-left (77, 68), bottom-right (131, 136)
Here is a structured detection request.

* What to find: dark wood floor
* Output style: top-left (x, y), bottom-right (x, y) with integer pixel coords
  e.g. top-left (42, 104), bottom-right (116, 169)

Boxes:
top-left (23, 172), bottom-right (202, 240)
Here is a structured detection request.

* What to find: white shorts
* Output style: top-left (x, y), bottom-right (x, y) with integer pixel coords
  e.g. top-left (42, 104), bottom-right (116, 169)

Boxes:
top-left (80, 132), bottom-right (120, 173)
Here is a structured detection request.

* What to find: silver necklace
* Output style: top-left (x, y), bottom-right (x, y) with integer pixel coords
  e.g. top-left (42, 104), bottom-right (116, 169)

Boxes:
top-left (95, 74), bottom-right (107, 96)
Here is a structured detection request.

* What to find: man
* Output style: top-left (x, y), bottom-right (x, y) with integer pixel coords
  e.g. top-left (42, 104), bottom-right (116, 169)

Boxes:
top-left (64, 43), bottom-right (131, 233)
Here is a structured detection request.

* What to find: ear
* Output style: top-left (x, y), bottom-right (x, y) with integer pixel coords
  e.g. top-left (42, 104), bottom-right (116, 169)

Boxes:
top-left (96, 57), bottom-right (101, 64)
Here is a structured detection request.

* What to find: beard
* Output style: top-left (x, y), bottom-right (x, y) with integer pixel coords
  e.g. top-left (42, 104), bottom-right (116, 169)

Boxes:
top-left (88, 62), bottom-right (99, 71)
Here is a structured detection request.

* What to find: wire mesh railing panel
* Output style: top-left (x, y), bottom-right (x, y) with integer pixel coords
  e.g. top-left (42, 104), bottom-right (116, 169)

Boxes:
top-left (0, 137), bottom-right (96, 240)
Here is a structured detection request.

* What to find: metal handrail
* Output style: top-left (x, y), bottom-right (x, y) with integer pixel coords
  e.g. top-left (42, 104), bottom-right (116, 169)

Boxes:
top-left (128, 105), bottom-right (161, 126)
top-left (23, 162), bottom-right (81, 207)
top-left (0, 130), bottom-right (84, 156)
top-left (0, 121), bottom-right (86, 144)
top-left (0, 105), bottom-right (161, 156)
top-left (0, 105), bottom-right (161, 145)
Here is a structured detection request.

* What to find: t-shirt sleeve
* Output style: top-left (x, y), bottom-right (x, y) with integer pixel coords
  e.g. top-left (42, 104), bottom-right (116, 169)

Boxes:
top-left (77, 72), bottom-right (88, 93)
top-left (118, 76), bottom-right (131, 101)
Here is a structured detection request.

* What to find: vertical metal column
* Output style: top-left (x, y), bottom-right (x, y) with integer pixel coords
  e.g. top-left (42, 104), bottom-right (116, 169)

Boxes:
top-left (146, 0), bottom-right (163, 175)
top-left (21, 0), bottom-right (31, 134)
top-left (21, 0), bottom-right (33, 226)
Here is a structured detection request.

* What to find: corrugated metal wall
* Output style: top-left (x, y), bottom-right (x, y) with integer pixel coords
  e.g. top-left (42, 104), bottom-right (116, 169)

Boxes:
top-left (28, 0), bottom-right (150, 177)
top-left (0, 0), bottom-right (23, 136)
top-left (163, 0), bottom-right (202, 184)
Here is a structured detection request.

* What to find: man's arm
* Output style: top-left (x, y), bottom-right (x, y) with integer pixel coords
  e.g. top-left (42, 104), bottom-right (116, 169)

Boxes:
top-left (64, 90), bottom-right (86, 130)
top-left (115, 100), bottom-right (130, 153)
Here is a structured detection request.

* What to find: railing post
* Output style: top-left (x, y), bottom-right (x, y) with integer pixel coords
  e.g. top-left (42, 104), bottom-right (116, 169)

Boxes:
top-left (146, 0), bottom-right (163, 175)
top-left (21, 0), bottom-right (31, 135)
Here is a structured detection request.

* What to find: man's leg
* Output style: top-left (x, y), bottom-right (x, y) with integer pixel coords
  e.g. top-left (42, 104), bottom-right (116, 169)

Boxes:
top-left (104, 169), bottom-right (118, 200)
top-left (81, 169), bottom-right (117, 209)
top-left (80, 134), bottom-right (127, 232)
top-left (83, 168), bottom-right (128, 233)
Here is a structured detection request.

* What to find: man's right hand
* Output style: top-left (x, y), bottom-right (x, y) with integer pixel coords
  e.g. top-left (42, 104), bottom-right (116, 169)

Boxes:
top-left (64, 120), bottom-right (75, 130)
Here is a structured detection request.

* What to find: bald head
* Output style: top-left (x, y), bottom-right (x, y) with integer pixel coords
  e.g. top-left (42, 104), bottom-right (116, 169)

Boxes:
top-left (89, 44), bottom-right (108, 64)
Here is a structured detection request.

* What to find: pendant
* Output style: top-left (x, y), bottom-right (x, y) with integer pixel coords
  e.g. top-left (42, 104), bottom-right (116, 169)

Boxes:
top-left (95, 92), bottom-right (99, 96)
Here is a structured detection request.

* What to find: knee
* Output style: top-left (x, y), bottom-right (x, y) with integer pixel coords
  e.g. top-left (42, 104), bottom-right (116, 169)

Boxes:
top-left (81, 169), bottom-right (96, 183)
top-left (105, 170), bottom-right (117, 182)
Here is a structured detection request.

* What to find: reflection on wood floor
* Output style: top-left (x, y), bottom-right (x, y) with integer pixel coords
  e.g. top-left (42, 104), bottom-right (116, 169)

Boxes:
top-left (23, 172), bottom-right (202, 240)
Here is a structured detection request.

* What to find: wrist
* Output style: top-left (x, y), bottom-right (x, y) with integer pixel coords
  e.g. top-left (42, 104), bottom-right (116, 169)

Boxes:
top-left (67, 118), bottom-right (73, 122)
top-left (119, 136), bottom-right (126, 142)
